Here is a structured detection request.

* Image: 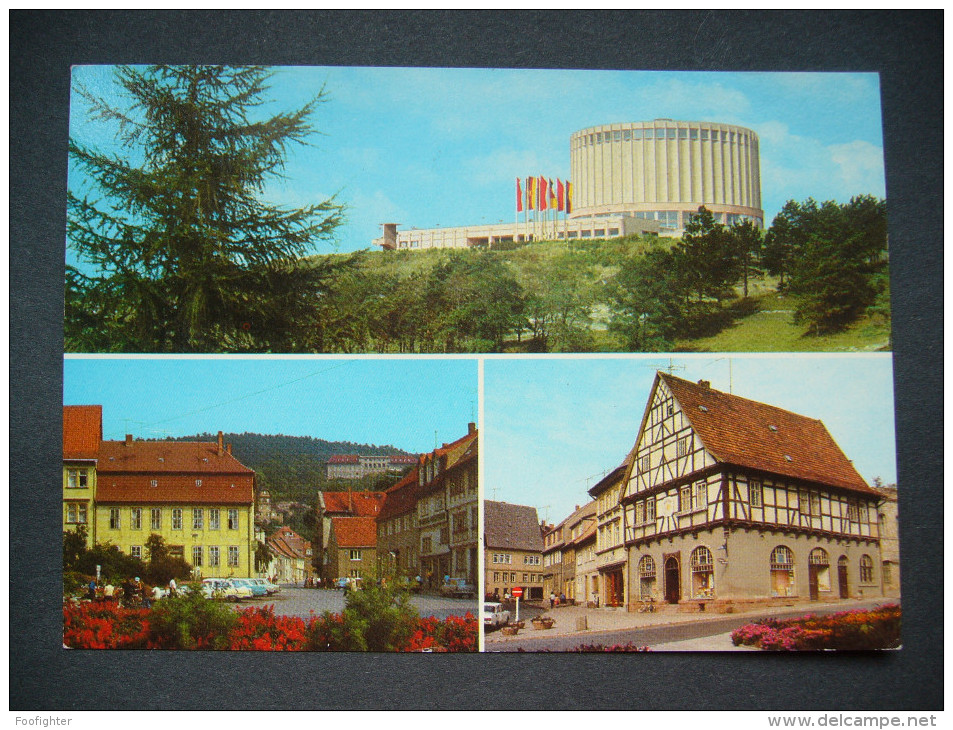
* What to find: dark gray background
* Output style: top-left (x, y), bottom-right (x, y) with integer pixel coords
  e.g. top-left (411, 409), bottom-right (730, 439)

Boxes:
top-left (11, 10), bottom-right (942, 710)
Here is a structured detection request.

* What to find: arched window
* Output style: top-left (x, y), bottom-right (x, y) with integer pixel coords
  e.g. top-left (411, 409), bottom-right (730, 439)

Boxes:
top-left (860, 554), bottom-right (874, 583)
top-left (638, 555), bottom-right (656, 600)
top-left (690, 546), bottom-right (714, 599)
top-left (809, 548), bottom-right (831, 593)
top-left (770, 545), bottom-right (796, 597)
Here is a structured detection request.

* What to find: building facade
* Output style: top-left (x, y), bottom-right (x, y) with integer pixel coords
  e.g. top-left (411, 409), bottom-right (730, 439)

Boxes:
top-left (63, 405), bottom-right (103, 547)
top-left (417, 425), bottom-right (479, 587)
top-left (620, 373), bottom-right (884, 611)
top-left (376, 467), bottom-right (422, 578)
top-left (327, 516), bottom-right (378, 582)
top-left (74, 414), bottom-right (257, 578)
top-left (588, 463), bottom-right (629, 607)
top-left (570, 120), bottom-right (763, 235)
top-left (315, 490), bottom-right (386, 583)
top-left (484, 500), bottom-right (545, 602)
top-left (326, 453), bottom-right (418, 480)
top-left (266, 525), bottom-right (313, 584)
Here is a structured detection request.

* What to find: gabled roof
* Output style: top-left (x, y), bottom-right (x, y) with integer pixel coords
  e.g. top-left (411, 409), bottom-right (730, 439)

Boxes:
top-left (484, 501), bottom-right (543, 552)
top-left (63, 406), bottom-right (102, 461)
top-left (567, 501), bottom-right (597, 529)
top-left (588, 460), bottom-right (629, 498)
top-left (657, 373), bottom-right (875, 495)
top-left (320, 490), bottom-right (386, 517)
top-left (573, 519), bottom-right (598, 546)
top-left (98, 440), bottom-right (254, 475)
top-left (328, 454), bottom-right (360, 464)
top-left (95, 474), bottom-right (254, 505)
top-left (331, 516), bottom-right (377, 548)
top-left (377, 468), bottom-right (420, 521)
top-left (268, 526), bottom-right (311, 560)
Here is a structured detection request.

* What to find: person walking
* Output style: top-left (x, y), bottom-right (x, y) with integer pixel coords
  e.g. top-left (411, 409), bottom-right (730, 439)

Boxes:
top-left (549, 592), bottom-right (555, 609)
top-left (168, 577), bottom-right (177, 598)
top-left (86, 578), bottom-right (97, 601)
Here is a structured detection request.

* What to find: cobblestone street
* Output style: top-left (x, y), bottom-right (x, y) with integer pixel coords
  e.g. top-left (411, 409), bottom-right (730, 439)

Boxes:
top-left (239, 586), bottom-right (478, 621)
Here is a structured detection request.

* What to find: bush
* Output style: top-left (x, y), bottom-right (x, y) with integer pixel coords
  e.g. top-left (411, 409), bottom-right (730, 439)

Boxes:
top-left (148, 588), bottom-right (238, 649)
top-left (63, 601), bottom-right (150, 649)
top-left (229, 605), bottom-right (310, 651)
top-left (316, 581), bottom-right (419, 652)
top-left (731, 604), bottom-right (901, 651)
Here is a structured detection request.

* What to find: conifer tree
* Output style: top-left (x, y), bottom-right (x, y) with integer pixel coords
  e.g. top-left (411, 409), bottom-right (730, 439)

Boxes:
top-left (67, 65), bottom-right (345, 352)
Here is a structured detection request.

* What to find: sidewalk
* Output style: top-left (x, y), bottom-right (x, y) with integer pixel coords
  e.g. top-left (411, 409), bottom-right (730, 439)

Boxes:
top-left (485, 597), bottom-right (889, 646)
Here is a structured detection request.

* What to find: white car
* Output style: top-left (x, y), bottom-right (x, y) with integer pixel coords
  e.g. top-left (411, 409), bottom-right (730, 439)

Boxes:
top-left (201, 578), bottom-right (252, 601)
top-left (251, 578), bottom-right (280, 595)
top-left (483, 602), bottom-right (511, 629)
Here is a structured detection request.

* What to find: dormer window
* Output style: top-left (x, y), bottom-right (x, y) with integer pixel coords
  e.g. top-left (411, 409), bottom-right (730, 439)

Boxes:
top-left (699, 405), bottom-right (709, 413)
top-left (768, 425), bottom-right (778, 432)
top-left (150, 479), bottom-right (158, 487)
top-left (195, 479), bottom-right (202, 487)
top-left (784, 455), bottom-right (793, 462)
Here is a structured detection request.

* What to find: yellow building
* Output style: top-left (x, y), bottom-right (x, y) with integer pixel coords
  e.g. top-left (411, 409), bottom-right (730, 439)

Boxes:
top-left (65, 404), bottom-right (258, 579)
top-left (63, 405), bottom-right (103, 546)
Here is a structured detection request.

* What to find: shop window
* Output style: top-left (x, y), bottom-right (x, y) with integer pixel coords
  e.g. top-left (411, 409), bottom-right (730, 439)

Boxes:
top-left (770, 545), bottom-right (795, 597)
top-left (690, 546), bottom-right (714, 598)
top-left (638, 555), bottom-right (656, 600)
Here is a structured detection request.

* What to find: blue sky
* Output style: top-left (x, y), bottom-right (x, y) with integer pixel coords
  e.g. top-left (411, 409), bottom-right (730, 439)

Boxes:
top-left (69, 66), bottom-right (885, 256)
top-left (484, 355), bottom-right (897, 523)
top-left (64, 357), bottom-right (477, 452)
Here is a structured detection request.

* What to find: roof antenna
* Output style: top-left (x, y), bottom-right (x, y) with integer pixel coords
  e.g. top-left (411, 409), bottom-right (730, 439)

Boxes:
top-left (665, 358), bottom-right (686, 376)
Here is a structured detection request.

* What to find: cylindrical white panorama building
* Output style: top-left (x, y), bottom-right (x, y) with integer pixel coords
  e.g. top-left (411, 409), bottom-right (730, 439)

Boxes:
top-left (569, 119), bottom-right (763, 235)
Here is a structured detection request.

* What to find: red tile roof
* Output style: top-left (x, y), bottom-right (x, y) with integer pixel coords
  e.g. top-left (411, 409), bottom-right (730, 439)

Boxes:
top-left (328, 454), bottom-right (360, 464)
top-left (388, 454), bottom-right (418, 464)
top-left (63, 406), bottom-right (102, 461)
top-left (98, 439), bottom-right (254, 475)
top-left (331, 516), bottom-right (377, 548)
top-left (660, 373), bottom-right (875, 495)
top-left (95, 438), bottom-right (255, 504)
top-left (377, 468), bottom-right (420, 521)
top-left (268, 526), bottom-right (311, 560)
top-left (320, 491), bottom-right (386, 516)
top-left (95, 474), bottom-right (254, 505)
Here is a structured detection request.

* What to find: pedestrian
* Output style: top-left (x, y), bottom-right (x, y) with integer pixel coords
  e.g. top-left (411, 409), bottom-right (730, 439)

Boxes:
top-left (103, 583), bottom-right (115, 601)
top-left (559, 591), bottom-right (566, 607)
top-left (152, 584), bottom-right (164, 603)
top-left (592, 590), bottom-right (599, 608)
top-left (168, 577), bottom-right (177, 598)
top-left (86, 578), bottom-right (97, 601)
top-left (549, 592), bottom-right (555, 609)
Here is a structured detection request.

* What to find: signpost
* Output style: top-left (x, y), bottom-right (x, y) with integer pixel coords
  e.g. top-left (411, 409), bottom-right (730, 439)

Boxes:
top-left (511, 586), bottom-right (523, 623)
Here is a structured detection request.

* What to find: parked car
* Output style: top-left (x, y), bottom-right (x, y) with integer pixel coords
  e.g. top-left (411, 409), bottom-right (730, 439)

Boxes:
top-left (251, 578), bottom-right (280, 595)
top-left (201, 578), bottom-right (252, 601)
top-left (483, 602), bottom-right (511, 629)
top-left (232, 578), bottom-right (269, 597)
top-left (440, 578), bottom-right (476, 599)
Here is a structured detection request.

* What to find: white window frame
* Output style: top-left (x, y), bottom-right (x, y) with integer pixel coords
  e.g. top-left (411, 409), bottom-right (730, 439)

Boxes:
top-left (131, 507), bottom-right (142, 530)
top-left (172, 508), bottom-right (183, 530)
top-left (192, 545), bottom-right (203, 567)
top-left (151, 508), bottom-right (162, 531)
top-left (208, 546), bottom-right (220, 568)
top-left (228, 509), bottom-right (239, 530)
top-left (350, 549), bottom-right (362, 561)
top-left (209, 508), bottom-right (220, 530)
top-left (109, 508), bottom-right (121, 530)
top-left (228, 546), bottom-right (239, 567)
top-left (192, 508), bottom-right (204, 531)
top-left (749, 480), bottom-right (763, 508)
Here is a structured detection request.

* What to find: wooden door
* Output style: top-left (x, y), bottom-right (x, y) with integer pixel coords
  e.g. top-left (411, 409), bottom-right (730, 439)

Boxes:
top-left (808, 564), bottom-right (819, 601)
top-left (664, 557), bottom-right (680, 604)
top-left (838, 565), bottom-right (849, 598)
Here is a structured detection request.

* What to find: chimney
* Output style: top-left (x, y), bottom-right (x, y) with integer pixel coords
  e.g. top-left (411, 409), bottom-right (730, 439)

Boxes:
top-left (698, 380), bottom-right (711, 389)
top-left (468, 422), bottom-right (476, 435)
top-left (575, 505), bottom-right (580, 511)
top-left (125, 434), bottom-right (133, 446)
top-left (217, 431), bottom-right (224, 456)
top-left (226, 443), bottom-right (232, 455)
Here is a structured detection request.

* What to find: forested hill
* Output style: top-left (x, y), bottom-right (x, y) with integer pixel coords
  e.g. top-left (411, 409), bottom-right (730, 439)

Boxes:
top-left (154, 433), bottom-right (413, 502)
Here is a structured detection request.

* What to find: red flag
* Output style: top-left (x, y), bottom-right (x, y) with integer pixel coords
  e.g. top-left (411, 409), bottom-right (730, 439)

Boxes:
top-left (566, 181), bottom-right (573, 214)
top-left (516, 177), bottom-right (523, 213)
top-left (556, 179), bottom-right (565, 211)
top-left (539, 176), bottom-right (548, 211)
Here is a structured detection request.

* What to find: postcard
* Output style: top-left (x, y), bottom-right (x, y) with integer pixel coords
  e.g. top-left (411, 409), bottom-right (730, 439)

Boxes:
top-left (61, 65), bottom-right (896, 655)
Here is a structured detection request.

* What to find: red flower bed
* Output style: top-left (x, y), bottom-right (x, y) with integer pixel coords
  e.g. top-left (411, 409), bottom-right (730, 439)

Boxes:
top-left (63, 600), bottom-right (150, 649)
top-left (731, 604), bottom-right (901, 651)
top-left (63, 601), bottom-right (478, 652)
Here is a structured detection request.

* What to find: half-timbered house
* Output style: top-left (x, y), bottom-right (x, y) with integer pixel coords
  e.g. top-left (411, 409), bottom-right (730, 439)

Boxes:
top-left (620, 373), bottom-right (885, 611)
